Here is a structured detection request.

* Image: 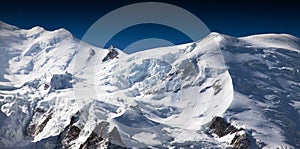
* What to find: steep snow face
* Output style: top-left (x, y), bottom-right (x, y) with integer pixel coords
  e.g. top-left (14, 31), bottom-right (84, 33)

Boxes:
top-left (89, 38), bottom-right (234, 147)
top-left (240, 34), bottom-right (300, 52)
top-left (216, 33), bottom-right (300, 148)
top-left (0, 21), bottom-right (299, 148)
top-left (0, 21), bottom-right (101, 86)
top-left (0, 22), bottom-right (234, 148)
top-left (0, 21), bottom-right (104, 148)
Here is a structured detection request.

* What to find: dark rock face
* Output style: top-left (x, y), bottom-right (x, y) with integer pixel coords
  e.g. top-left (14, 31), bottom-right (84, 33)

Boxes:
top-left (44, 84), bottom-right (50, 90)
top-left (80, 131), bottom-right (104, 149)
top-left (231, 132), bottom-right (250, 149)
top-left (79, 121), bottom-right (125, 149)
top-left (65, 126), bottom-right (81, 142)
top-left (209, 117), bottom-right (241, 137)
top-left (102, 46), bottom-right (119, 62)
top-left (27, 109), bottom-right (126, 148)
top-left (26, 108), bottom-right (53, 137)
top-left (209, 117), bottom-right (254, 149)
top-left (56, 112), bottom-right (81, 148)
top-left (80, 121), bottom-right (108, 149)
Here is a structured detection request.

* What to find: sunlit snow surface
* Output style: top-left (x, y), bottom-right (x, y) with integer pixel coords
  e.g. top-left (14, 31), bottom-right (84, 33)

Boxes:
top-left (0, 21), bottom-right (299, 148)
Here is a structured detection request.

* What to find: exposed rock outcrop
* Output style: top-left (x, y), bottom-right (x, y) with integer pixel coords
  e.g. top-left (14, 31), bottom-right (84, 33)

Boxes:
top-left (209, 117), bottom-right (242, 137)
top-left (27, 108), bottom-right (125, 148)
top-left (26, 108), bottom-right (53, 137)
top-left (79, 121), bottom-right (108, 149)
top-left (102, 45), bottom-right (119, 62)
top-left (57, 112), bottom-right (81, 148)
top-left (231, 132), bottom-right (250, 149)
top-left (44, 83), bottom-right (50, 90)
top-left (209, 117), bottom-right (255, 149)
top-left (80, 121), bottom-right (125, 149)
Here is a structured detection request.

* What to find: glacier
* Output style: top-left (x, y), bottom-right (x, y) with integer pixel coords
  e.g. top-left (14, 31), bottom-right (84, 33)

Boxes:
top-left (0, 21), bottom-right (300, 148)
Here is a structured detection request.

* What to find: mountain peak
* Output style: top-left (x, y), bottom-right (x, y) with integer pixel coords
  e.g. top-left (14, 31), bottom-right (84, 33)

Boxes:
top-left (0, 21), bottom-right (19, 30)
top-left (0, 21), bottom-right (300, 148)
top-left (240, 33), bottom-right (300, 52)
top-left (241, 33), bottom-right (300, 40)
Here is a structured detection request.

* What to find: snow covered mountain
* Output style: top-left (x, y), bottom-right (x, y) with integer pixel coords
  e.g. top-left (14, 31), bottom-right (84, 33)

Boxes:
top-left (0, 21), bottom-right (299, 148)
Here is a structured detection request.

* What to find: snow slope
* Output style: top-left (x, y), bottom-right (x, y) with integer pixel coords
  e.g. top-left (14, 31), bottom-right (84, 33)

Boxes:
top-left (0, 21), bottom-right (299, 148)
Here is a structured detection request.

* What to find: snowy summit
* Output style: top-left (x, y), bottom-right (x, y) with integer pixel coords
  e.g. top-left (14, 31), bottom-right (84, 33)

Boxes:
top-left (0, 21), bottom-right (299, 148)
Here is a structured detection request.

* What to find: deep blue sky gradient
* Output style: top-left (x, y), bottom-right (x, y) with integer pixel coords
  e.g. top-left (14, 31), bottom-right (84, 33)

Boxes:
top-left (1, 0), bottom-right (299, 49)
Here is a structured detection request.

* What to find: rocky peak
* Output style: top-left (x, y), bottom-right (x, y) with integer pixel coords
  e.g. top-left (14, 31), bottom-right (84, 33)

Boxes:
top-left (102, 45), bottom-right (119, 62)
top-left (209, 117), bottom-right (258, 149)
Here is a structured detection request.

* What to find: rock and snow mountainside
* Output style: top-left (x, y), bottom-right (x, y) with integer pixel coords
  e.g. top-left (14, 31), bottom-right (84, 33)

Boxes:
top-left (0, 21), bottom-right (299, 148)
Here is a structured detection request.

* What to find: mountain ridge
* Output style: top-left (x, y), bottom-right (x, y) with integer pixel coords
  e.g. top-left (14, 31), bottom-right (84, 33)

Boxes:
top-left (0, 21), bottom-right (299, 148)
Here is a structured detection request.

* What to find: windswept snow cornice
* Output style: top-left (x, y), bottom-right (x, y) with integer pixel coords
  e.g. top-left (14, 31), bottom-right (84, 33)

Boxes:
top-left (239, 33), bottom-right (300, 52)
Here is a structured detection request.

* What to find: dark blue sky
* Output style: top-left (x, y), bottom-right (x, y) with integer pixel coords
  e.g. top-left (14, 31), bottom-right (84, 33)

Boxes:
top-left (1, 0), bottom-right (299, 49)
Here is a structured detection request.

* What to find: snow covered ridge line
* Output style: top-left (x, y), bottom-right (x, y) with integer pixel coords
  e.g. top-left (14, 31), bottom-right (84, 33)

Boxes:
top-left (0, 21), bottom-right (300, 148)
